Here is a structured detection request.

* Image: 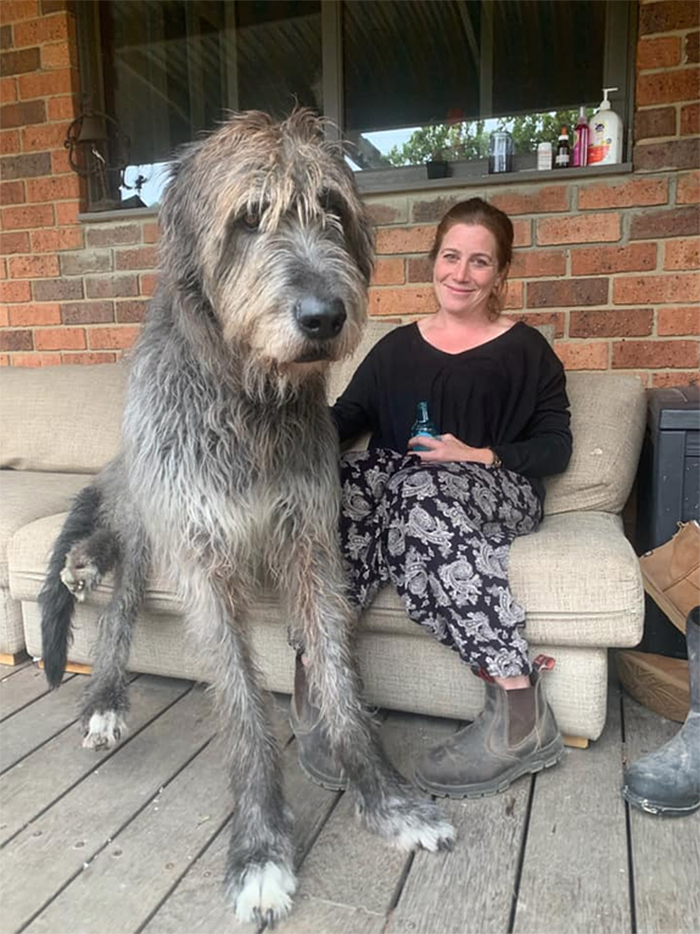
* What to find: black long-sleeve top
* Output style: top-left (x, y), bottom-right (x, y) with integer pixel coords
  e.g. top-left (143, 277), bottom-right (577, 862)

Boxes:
top-left (331, 322), bottom-right (573, 501)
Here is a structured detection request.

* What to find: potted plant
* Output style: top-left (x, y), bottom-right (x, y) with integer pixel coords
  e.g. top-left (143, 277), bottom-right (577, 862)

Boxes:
top-left (426, 147), bottom-right (450, 179)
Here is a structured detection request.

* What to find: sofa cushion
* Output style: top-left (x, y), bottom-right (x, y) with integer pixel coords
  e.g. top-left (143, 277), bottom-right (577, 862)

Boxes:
top-left (0, 364), bottom-right (127, 473)
top-left (0, 471), bottom-right (90, 588)
top-left (0, 470), bottom-right (90, 655)
top-left (17, 599), bottom-right (610, 739)
top-left (0, 590), bottom-right (24, 656)
top-left (9, 509), bottom-right (642, 650)
top-left (544, 372), bottom-right (646, 516)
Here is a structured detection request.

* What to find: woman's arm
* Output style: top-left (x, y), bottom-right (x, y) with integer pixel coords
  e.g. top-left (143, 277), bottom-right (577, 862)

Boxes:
top-left (492, 355), bottom-right (572, 478)
top-left (329, 350), bottom-right (378, 444)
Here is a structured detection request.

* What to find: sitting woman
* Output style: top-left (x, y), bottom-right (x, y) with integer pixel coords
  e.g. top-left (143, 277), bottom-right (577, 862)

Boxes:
top-left (292, 196), bottom-right (573, 798)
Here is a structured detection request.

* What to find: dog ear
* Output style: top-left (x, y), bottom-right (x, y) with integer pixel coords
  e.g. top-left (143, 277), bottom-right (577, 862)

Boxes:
top-left (157, 143), bottom-right (205, 295)
top-left (346, 207), bottom-right (375, 285)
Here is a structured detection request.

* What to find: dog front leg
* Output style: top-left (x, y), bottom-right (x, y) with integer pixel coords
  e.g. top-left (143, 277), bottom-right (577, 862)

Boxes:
top-left (183, 571), bottom-right (296, 930)
top-left (282, 539), bottom-right (455, 853)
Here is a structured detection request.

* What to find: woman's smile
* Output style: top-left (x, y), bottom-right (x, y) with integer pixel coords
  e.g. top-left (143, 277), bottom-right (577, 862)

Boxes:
top-left (433, 223), bottom-right (502, 317)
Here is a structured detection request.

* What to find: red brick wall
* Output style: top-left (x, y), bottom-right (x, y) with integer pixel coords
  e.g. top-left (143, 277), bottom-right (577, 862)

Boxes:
top-left (1, 0), bottom-right (699, 385)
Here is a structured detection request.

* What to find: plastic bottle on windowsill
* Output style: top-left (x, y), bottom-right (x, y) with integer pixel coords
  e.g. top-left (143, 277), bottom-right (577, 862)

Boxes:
top-left (588, 88), bottom-right (623, 165)
top-left (572, 107), bottom-right (589, 167)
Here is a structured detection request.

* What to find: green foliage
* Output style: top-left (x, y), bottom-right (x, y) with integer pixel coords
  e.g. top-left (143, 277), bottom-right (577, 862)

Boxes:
top-left (386, 108), bottom-right (586, 167)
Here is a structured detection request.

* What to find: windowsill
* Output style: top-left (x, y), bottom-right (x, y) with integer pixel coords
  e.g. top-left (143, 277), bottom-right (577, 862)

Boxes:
top-left (78, 161), bottom-right (634, 220)
top-left (356, 160), bottom-right (634, 195)
top-left (78, 205), bottom-right (160, 223)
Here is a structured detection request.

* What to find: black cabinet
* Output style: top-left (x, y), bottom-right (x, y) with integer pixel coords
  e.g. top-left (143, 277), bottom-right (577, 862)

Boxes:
top-left (636, 385), bottom-right (699, 658)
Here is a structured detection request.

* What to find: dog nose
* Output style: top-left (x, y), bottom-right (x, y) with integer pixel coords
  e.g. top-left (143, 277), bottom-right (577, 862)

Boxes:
top-left (294, 297), bottom-right (346, 340)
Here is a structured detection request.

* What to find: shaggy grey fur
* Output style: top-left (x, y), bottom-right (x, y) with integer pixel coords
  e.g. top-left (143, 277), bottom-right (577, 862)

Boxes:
top-left (39, 110), bottom-right (454, 929)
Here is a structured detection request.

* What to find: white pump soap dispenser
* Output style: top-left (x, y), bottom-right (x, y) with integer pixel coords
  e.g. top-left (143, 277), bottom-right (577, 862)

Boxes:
top-left (588, 88), bottom-right (623, 165)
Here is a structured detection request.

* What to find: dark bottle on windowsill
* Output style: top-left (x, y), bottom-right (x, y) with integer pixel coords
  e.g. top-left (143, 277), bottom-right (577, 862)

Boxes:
top-left (555, 126), bottom-right (570, 169)
top-left (411, 401), bottom-right (439, 451)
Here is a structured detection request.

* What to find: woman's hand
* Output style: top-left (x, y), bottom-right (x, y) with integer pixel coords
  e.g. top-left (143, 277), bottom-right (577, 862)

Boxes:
top-left (408, 433), bottom-right (495, 465)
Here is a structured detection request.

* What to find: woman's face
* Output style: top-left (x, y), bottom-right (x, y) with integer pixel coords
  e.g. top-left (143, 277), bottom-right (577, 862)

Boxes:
top-left (432, 223), bottom-right (504, 318)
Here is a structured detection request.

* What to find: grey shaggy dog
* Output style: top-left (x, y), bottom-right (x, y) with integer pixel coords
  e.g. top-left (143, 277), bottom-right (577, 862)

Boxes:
top-left (39, 110), bottom-right (454, 929)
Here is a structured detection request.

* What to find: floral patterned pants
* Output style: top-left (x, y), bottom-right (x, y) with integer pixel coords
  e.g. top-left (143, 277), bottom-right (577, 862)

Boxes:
top-left (340, 449), bottom-right (543, 679)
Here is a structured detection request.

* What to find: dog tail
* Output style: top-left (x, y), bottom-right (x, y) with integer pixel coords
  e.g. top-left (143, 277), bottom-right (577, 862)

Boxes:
top-left (39, 485), bottom-right (103, 689)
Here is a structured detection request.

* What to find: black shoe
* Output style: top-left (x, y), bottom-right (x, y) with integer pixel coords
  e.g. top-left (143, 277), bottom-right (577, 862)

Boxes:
top-left (622, 607), bottom-right (700, 817)
top-left (289, 654), bottom-right (348, 791)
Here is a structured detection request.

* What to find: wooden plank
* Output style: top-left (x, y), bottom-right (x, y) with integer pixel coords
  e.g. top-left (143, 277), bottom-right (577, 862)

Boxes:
top-left (0, 651), bottom-right (30, 666)
top-left (386, 714), bottom-right (531, 934)
top-left (27, 695), bottom-right (299, 934)
top-left (0, 663), bottom-right (73, 721)
top-left (0, 653), bottom-right (31, 668)
top-left (512, 683), bottom-right (630, 934)
top-left (624, 693), bottom-right (700, 934)
top-left (562, 734), bottom-right (589, 749)
top-left (0, 675), bottom-right (193, 846)
top-left (0, 686), bottom-right (215, 933)
top-left (142, 699), bottom-right (341, 934)
top-left (271, 899), bottom-right (385, 934)
top-left (0, 673), bottom-right (86, 772)
top-left (296, 710), bottom-right (459, 918)
top-left (38, 659), bottom-right (94, 676)
top-left (25, 736), bottom-right (236, 934)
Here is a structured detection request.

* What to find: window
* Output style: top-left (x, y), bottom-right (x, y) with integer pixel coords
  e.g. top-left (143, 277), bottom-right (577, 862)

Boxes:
top-left (77, 0), bottom-right (635, 210)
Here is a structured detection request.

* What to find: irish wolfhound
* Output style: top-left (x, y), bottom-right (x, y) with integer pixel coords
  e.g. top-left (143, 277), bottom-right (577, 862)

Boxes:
top-left (40, 110), bottom-right (454, 929)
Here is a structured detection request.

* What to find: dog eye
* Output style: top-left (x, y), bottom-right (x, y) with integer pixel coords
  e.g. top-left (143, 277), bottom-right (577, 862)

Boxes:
top-left (320, 190), bottom-right (346, 224)
top-left (241, 211), bottom-right (261, 231)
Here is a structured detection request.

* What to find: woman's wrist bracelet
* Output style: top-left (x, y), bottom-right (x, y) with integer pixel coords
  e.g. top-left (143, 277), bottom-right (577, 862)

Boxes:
top-left (490, 449), bottom-right (502, 468)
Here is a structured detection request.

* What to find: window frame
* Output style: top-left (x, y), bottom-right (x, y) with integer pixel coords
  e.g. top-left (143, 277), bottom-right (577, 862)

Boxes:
top-left (77, 0), bottom-right (637, 210)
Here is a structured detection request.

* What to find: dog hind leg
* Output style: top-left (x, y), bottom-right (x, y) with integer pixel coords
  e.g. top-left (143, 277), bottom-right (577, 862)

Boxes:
top-left (60, 528), bottom-right (120, 602)
top-left (40, 485), bottom-right (104, 688)
top-left (80, 523), bottom-right (148, 750)
top-left (184, 571), bottom-right (296, 928)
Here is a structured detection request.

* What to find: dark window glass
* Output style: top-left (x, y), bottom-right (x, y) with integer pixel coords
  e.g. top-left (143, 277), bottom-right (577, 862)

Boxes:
top-left (235, 1), bottom-right (322, 116)
top-left (80, 0), bottom-right (631, 208)
top-left (96, 0), bottom-right (321, 206)
top-left (491, 1), bottom-right (606, 116)
top-left (343, 1), bottom-right (481, 134)
top-left (342, 0), bottom-right (610, 170)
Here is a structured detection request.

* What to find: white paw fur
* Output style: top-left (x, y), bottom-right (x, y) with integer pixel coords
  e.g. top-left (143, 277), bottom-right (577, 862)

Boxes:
top-left (233, 862), bottom-right (297, 925)
top-left (391, 814), bottom-right (456, 852)
top-left (60, 562), bottom-right (100, 602)
top-left (82, 711), bottom-right (126, 750)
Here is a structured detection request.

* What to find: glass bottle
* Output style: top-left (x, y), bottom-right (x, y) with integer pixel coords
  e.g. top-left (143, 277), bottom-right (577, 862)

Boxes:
top-left (411, 401), bottom-right (439, 451)
top-left (555, 126), bottom-right (570, 168)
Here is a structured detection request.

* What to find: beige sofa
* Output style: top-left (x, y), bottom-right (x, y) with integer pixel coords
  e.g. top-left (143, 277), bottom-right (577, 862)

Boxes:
top-left (2, 320), bottom-right (647, 741)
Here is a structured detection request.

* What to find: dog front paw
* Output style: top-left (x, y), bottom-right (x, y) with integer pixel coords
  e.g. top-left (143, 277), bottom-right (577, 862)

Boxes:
top-left (359, 788), bottom-right (456, 853)
top-left (228, 861), bottom-right (297, 930)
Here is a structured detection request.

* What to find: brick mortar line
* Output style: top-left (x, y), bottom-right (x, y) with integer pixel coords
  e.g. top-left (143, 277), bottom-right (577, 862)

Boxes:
top-left (636, 61), bottom-right (700, 75)
top-left (639, 26), bottom-right (700, 40)
top-left (638, 26), bottom-right (700, 41)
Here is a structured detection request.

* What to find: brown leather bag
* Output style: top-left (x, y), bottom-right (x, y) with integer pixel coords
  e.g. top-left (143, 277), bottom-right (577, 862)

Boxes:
top-left (640, 520), bottom-right (700, 633)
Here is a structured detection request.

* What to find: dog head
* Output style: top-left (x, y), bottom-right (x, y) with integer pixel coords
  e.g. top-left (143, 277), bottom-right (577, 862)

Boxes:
top-left (158, 109), bottom-right (374, 385)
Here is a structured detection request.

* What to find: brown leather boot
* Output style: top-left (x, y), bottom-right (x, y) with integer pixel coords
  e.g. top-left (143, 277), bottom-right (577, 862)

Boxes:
top-left (640, 520), bottom-right (700, 633)
top-left (415, 669), bottom-right (563, 798)
top-left (289, 654), bottom-right (348, 791)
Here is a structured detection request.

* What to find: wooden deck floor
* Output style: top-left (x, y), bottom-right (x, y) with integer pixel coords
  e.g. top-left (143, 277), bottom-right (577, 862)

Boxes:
top-left (1, 661), bottom-right (698, 934)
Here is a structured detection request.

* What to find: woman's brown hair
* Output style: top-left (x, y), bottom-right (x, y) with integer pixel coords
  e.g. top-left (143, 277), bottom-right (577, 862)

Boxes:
top-left (428, 198), bottom-right (514, 319)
